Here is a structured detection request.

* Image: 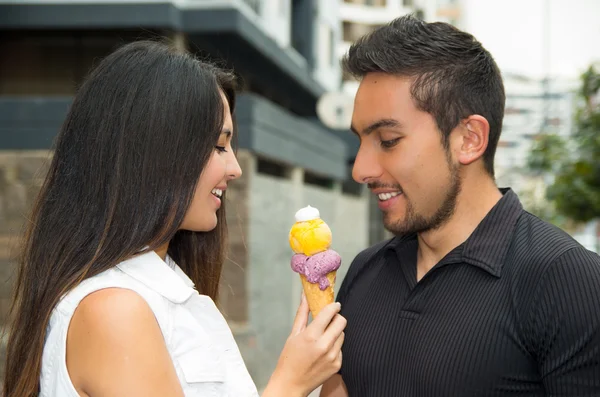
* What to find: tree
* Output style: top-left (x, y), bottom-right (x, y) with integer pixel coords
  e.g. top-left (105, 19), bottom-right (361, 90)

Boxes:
top-left (527, 65), bottom-right (600, 224)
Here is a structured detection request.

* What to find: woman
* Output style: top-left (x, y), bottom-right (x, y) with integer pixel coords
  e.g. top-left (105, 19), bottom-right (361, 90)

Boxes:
top-left (3, 40), bottom-right (346, 397)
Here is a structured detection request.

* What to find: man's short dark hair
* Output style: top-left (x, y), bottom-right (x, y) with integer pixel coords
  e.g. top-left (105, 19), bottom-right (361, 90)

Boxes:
top-left (343, 15), bottom-right (505, 177)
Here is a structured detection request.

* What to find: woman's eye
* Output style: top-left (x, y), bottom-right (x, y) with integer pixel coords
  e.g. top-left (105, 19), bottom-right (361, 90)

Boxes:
top-left (215, 145), bottom-right (227, 153)
top-left (380, 138), bottom-right (400, 149)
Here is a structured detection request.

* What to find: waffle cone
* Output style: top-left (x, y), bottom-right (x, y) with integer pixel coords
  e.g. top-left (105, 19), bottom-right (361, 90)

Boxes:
top-left (300, 272), bottom-right (336, 318)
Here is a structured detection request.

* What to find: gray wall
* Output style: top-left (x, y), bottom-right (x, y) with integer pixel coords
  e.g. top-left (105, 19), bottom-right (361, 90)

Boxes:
top-left (244, 155), bottom-right (369, 388)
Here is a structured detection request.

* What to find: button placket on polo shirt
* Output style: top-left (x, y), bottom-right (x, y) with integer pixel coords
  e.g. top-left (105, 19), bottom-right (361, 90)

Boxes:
top-left (397, 245), bottom-right (465, 320)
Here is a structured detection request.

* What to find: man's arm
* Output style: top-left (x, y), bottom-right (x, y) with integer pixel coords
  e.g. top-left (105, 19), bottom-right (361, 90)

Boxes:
top-left (320, 375), bottom-right (349, 397)
top-left (526, 248), bottom-right (600, 395)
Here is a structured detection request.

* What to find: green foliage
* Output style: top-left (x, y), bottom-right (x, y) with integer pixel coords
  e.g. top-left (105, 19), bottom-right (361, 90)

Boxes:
top-left (526, 65), bottom-right (600, 223)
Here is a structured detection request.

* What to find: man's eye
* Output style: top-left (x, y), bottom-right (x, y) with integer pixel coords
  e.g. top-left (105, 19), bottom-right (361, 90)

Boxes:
top-left (380, 138), bottom-right (400, 149)
top-left (215, 145), bottom-right (227, 153)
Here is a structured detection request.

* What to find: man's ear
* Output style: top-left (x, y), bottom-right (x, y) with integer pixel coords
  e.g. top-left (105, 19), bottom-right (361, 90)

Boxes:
top-left (455, 115), bottom-right (490, 166)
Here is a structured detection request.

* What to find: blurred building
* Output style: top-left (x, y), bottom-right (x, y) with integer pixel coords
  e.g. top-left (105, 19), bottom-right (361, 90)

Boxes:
top-left (339, 0), bottom-right (463, 97)
top-left (0, 0), bottom-right (375, 388)
top-left (495, 73), bottom-right (599, 252)
top-left (495, 73), bottom-right (577, 189)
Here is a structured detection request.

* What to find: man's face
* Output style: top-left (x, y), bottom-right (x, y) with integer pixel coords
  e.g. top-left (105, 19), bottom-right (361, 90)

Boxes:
top-left (351, 73), bottom-right (462, 235)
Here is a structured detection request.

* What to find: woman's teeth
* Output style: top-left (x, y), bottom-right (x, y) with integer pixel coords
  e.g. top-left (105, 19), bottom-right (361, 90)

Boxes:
top-left (211, 188), bottom-right (223, 198)
top-left (378, 191), bottom-right (401, 201)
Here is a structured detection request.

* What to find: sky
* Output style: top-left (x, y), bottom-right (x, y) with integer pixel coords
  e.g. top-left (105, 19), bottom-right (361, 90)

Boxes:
top-left (459, 0), bottom-right (600, 80)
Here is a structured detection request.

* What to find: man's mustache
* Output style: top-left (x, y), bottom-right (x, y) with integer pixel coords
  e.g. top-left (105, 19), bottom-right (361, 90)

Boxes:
top-left (367, 182), bottom-right (403, 191)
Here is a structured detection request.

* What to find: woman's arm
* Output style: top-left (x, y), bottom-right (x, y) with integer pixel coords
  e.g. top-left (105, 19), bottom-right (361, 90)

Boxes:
top-left (261, 295), bottom-right (346, 397)
top-left (66, 288), bottom-right (185, 397)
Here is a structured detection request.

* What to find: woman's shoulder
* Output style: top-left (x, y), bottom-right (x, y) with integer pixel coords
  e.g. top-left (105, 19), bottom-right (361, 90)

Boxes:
top-left (55, 265), bottom-right (169, 315)
top-left (63, 287), bottom-right (185, 396)
top-left (41, 268), bottom-right (179, 396)
top-left (67, 287), bottom-right (161, 355)
top-left (74, 286), bottom-right (153, 320)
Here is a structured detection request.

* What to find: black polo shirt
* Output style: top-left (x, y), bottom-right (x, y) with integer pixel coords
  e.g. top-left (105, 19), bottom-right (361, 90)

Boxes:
top-left (337, 189), bottom-right (600, 396)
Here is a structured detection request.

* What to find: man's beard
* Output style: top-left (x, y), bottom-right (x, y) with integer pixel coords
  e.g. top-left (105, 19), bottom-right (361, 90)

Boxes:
top-left (383, 163), bottom-right (462, 236)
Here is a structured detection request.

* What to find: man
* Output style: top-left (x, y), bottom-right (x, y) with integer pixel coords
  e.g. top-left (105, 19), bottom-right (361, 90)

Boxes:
top-left (321, 15), bottom-right (600, 397)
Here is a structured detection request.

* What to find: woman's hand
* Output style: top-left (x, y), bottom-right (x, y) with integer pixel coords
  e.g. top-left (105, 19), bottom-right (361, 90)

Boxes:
top-left (263, 293), bottom-right (347, 397)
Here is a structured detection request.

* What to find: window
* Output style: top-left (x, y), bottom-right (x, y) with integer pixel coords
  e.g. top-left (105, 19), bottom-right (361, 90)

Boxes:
top-left (257, 158), bottom-right (290, 178)
top-left (329, 28), bottom-right (336, 67)
top-left (342, 179), bottom-right (363, 196)
top-left (345, 0), bottom-right (385, 5)
top-left (304, 172), bottom-right (334, 189)
top-left (319, 23), bottom-right (331, 70)
top-left (318, 23), bottom-right (337, 69)
top-left (343, 22), bottom-right (375, 43)
top-left (497, 141), bottom-right (519, 148)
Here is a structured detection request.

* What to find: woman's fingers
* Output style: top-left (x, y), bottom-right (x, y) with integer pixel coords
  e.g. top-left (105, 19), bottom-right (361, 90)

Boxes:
top-left (322, 314), bottom-right (347, 346)
top-left (331, 332), bottom-right (344, 367)
top-left (332, 331), bottom-right (345, 353)
top-left (308, 302), bottom-right (341, 334)
top-left (291, 292), bottom-right (309, 335)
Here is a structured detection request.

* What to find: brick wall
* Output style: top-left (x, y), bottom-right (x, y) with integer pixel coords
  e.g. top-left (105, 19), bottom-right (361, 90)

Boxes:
top-left (0, 150), bottom-right (52, 376)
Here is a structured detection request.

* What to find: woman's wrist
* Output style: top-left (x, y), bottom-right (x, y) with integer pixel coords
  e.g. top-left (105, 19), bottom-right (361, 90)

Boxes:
top-left (262, 371), bottom-right (305, 397)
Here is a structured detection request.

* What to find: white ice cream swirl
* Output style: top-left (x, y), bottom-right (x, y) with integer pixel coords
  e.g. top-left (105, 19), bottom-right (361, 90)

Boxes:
top-left (294, 205), bottom-right (320, 222)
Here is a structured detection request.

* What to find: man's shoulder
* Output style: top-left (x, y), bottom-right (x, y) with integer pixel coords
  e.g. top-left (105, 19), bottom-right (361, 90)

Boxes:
top-left (513, 211), bottom-right (584, 257)
top-left (337, 238), bottom-right (395, 301)
top-left (508, 210), bottom-right (598, 278)
top-left (350, 237), bottom-right (394, 267)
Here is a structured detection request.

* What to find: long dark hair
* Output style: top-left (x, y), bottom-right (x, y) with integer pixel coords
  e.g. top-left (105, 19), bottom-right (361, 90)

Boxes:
top-left (3, 40), bottom-right (237, 397)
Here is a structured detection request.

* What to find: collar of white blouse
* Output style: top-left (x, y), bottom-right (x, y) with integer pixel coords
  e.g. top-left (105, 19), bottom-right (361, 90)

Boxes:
top-left (117, 250), bottom-right (196, 304)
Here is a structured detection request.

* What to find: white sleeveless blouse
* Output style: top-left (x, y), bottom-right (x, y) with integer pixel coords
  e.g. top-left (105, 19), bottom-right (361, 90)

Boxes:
top-left (39, 250), bottom-right (259, 397)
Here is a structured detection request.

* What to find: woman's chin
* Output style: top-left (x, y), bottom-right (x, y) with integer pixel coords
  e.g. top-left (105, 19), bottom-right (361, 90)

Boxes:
top-left (179, 215), bottom-right (218, 232)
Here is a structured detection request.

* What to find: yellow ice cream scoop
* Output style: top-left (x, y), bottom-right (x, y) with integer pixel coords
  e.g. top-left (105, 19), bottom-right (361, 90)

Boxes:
top-left (289, 206), bottom-right (332, 256)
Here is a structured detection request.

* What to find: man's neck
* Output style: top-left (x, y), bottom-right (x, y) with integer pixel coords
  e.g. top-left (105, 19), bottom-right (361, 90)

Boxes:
top-left (416, 177), bottom-right (503, 281)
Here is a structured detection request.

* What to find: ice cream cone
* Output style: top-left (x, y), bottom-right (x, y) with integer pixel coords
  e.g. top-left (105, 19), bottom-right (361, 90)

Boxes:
top-left (300, 272), bottom-right (336, 318)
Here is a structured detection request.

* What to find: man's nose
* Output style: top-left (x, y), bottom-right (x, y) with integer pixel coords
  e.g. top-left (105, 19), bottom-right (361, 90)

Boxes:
top-left (352, 144), bottom-right (382, 184)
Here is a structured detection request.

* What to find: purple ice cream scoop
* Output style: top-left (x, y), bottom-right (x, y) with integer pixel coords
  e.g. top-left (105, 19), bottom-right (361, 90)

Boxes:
top-left (291, 249), bottom-right (341, 290)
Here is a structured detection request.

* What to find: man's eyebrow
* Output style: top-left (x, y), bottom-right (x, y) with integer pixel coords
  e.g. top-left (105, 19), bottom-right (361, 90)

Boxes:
top-left (350, 119), bottom-right (403, 136)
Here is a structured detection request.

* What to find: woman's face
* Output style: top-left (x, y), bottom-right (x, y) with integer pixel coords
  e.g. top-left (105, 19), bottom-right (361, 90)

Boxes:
top-left (179, 91), bottom-right (242, 232)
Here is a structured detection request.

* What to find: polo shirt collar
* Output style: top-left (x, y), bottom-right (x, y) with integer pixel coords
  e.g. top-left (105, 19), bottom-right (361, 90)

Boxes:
top-left (461, 188), bottom-right (523, 276)
top-left (387, 188), bottom-right (523, 278)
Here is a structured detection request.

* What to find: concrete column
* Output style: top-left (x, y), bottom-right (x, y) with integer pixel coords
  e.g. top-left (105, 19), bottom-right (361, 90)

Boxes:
top-left (289, 166), bottom-right (305, 320)
top-left (222, 150), bottom-right (255, 324)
